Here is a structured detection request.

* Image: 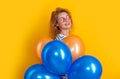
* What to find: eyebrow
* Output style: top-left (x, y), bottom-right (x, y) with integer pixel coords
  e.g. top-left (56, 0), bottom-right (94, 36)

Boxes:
top-left (58, 15), bottom-right (69, 19)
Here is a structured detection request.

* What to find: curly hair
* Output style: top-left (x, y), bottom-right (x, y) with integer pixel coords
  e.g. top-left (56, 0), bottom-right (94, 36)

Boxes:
top-left (50, 7), bottom-right (73, 39)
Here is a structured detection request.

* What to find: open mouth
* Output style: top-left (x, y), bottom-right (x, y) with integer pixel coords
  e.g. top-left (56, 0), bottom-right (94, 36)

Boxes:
top-left (64, 22), bottom-right (70, 26)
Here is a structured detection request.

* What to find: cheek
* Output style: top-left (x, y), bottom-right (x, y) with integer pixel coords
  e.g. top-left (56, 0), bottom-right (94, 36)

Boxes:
top-left (69, 19), bottom-right (72, 23)
top-left (58, 22), bottom-right (64, 26)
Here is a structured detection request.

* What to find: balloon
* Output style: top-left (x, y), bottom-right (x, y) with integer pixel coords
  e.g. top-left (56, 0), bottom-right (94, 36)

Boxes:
top-left (24, 64), bottom-right (61, 79)
top-left (42, 40), bottom-right (72, 75)
top-left (63, 35), bottom-right (85, 62)
top-left (34, 36), bottom-right (52, 63)
top-left (30, 70), bottom-right (61, 79)
top-left (24, 64), bottom-right (46, 79)
top-left (68, 55), bottom-right (102, 79)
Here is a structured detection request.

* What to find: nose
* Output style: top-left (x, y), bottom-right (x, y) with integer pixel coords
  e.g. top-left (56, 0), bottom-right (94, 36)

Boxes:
top-left (63, 18), bottom-right (70, 22)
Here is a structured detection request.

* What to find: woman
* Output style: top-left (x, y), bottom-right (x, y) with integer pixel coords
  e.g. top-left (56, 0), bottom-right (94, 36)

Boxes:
top-left (50, 7), bottom-right (73, 40)
top-left (50, 7), bottom-right (73, 79)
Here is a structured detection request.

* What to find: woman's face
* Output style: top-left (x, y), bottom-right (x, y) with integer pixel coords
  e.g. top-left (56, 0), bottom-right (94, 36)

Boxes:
top-left (57, 12), bottom-right (72, 30)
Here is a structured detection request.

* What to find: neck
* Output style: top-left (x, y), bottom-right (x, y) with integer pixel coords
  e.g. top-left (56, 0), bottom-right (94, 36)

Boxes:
top-left (60, 29), bottom-right (70, 36)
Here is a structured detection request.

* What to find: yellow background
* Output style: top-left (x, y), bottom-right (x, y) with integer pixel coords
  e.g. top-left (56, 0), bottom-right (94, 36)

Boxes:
top-left (0, 0), bottom-right (120, 79)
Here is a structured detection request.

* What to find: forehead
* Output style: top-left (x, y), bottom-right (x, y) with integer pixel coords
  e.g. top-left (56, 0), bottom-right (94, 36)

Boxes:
top-left (57, 12), bottom-right (69, 17)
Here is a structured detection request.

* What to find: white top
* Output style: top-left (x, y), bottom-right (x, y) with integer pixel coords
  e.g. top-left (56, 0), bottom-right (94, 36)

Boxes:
top-left (55, 34), bottom-right (67, 40)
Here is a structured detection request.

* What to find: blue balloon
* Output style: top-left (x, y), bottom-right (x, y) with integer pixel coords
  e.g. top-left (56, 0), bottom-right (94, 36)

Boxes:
top-left (24, 64), bottom-right (46, 79)
top-left (24, 64), bottom-right (61, 79)
top-left (30, 70), bottom-right (61, 79)
top-left (42, 40), bottom-right (72, 75)
top-left (68, 55), bottom-right (102, 79)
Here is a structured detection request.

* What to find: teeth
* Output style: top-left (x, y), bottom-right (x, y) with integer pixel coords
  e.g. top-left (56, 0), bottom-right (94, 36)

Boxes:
top-left (65, 24), bottom-right (68, 26)
top-left (65, 23), bottom-right (70, 26)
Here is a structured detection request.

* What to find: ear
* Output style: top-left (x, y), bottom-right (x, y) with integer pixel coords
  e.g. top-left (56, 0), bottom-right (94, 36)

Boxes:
top-left (55, 24), bottom-right (60, 30)
top-left (56, 23), bottom-right (59, 27)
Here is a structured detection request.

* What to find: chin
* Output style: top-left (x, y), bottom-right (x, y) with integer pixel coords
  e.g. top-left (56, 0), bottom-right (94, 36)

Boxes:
top-left (67, 25), bottom-right (71, 28)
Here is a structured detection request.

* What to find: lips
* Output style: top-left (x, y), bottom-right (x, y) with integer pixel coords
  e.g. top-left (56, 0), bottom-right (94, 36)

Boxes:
top-left (64, 22), bottom-right (70, 26)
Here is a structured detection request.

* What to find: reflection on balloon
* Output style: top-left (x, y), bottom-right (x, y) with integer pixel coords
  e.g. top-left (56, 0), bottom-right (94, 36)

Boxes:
top-left (42, 40), bottom-right (72, 75)
top-left (63, 35), bottom-right (85, 62)
top-left (68, 55), bottom-right (102, 79)
top-left (34, 36), bottom-right (52, 63)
